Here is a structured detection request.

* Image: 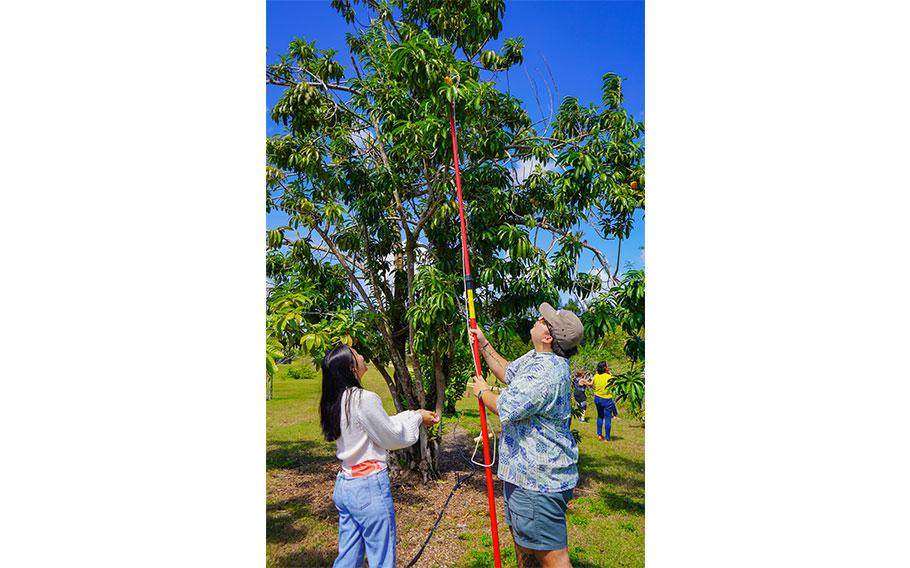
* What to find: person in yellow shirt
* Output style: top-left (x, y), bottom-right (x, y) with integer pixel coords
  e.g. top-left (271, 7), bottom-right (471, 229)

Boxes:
top-left (592, 361), bottom-right (619, 441)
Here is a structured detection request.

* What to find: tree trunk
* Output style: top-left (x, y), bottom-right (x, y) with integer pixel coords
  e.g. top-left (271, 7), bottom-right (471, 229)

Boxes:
top-left (390, 250), bottom-right (422, 411)
top-left (391, 358), bottom-right (419, 409)
top-left (376, 365), bottom-right (404, 413)
top-left (404, 235), bottom-right (426, 409)
top-left (417, 428), bottom-right (437, 482)
top-left (366, 250), bottom-right (440, 480)
top-left (433, 350), bottom-right (446, 418)
top-left (420, 349), bottom-right (447, 477)
top-left (385, 353), bottom-right (444, 482)
top-left (390, 433), bottom-right (439, 482)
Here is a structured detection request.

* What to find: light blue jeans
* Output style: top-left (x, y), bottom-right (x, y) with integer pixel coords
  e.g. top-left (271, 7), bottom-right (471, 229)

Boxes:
top-left (332, 468), bottom-right (397, 568)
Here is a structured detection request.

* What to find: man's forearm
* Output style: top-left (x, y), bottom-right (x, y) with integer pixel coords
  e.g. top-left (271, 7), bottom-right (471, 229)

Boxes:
top-left (479, 341), bottom-right (509, 382)
top-left (478, 389), bottom-right (499, 415)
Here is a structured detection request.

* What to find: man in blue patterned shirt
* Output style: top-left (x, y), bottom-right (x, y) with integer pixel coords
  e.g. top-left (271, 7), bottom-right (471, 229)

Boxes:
top-left (470, 302), bottom-right (584, 568)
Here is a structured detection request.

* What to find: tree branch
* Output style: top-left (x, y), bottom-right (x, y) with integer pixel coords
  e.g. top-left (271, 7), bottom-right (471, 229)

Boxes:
top-left (347, 54), bottom-right (414, 244)
top-left (613, 237), bottom-right (623, 280)
top-left (308, 242), bottom-right (368, 273)
top-left (311, 225), bottom-right (377, 311)
top-left (413, 195), bottom-right (445, 235)
top-left (514, 216), bottom-right (618, 287)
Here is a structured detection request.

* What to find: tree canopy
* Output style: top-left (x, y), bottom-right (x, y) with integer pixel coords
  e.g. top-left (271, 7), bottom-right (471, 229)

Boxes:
top-left (265, 0), bottom-right (644, 477)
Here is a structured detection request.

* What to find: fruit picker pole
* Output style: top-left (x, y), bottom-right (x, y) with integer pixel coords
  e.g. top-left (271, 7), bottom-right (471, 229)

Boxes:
top-left (448, 95), bottom-right (502, 568)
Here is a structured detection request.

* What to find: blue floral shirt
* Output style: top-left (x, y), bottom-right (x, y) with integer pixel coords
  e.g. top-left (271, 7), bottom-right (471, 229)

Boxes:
top-left (496, 350), bottom-right (578, 492)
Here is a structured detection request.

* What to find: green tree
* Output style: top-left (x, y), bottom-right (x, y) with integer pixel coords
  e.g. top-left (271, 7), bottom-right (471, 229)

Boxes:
top-left (266, 336), bottom-right (283, 401)
top-left (583, 269), bottom-right (645, 419)
top-left (266, 0), bottom-right (644, 478)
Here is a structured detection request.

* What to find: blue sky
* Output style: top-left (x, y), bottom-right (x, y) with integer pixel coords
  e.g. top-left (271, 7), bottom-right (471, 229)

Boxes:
top-left (266, 0), bottom-right (645, 285)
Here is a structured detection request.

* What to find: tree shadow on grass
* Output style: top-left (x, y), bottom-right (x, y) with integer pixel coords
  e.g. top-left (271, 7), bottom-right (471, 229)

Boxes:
top-left (266, 511), bottom-right (309, 545)
top-left (576, 452), bottom-right (645, 517)
top-left (272, 547), bottom-right (335, 568)
top-left (577, 451), bottom-right (644, 485)
top-left (267, 497), bottom-right (338, 547)
top-left (267, 496), bottom-right (318, 546)
top-left (598, 488), bottom-right (645, 515)
top-left (267, 439), bottom-right (334, 470)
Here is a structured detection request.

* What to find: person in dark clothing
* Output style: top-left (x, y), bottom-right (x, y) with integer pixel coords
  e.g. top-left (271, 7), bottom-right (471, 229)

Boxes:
top-left (572, 369), bottom-right (593, 422)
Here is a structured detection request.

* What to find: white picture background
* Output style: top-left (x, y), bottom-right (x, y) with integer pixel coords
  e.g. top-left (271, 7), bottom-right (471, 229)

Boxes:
top-left (1, 1), bottom-right (908, 566)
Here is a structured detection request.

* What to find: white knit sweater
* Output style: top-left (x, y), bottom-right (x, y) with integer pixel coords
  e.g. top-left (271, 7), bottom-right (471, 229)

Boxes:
top-left (336, 388), bottom-right (423, 475)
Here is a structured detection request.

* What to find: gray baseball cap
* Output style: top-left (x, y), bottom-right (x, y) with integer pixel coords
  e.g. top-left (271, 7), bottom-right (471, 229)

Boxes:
top-left (539, 302), bottom-right (584, 350)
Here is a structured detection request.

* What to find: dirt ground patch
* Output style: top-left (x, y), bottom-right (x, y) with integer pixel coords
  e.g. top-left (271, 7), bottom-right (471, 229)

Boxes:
top-left (267, 429), bottom-right (515, 568)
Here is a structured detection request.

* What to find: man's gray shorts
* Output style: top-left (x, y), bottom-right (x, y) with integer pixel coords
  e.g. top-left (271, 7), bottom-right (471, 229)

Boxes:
top-left (503, 481), bottom-right (574, 551)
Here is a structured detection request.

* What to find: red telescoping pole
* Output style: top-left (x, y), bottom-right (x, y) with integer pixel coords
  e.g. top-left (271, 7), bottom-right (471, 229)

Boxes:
top-left (448, 100), bottom-right (502, 568)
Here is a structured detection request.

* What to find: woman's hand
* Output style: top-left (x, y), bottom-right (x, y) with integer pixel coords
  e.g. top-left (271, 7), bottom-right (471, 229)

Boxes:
top-left (418, 409), bottom-right (440, 427)
top-left (469, 327), bottom-right (488, 349)
top-left (469, 375), bottom-right (489, 398)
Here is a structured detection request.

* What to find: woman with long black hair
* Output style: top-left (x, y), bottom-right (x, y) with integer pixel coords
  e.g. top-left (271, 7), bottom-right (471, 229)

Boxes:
top-left (320, 344), bottom-right (439, 568)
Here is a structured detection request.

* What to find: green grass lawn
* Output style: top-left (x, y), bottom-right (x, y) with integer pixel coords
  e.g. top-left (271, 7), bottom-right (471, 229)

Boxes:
top-left (267, 358), bottom-right (644, 568)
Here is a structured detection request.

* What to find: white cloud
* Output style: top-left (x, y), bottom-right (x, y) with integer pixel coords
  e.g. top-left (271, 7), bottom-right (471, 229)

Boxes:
top-left (510, 158), bottom-right (556, 184)
top-left (590, 267), bottom-right (615, 290)
top-left (350, 127), bottom-right (373, 150)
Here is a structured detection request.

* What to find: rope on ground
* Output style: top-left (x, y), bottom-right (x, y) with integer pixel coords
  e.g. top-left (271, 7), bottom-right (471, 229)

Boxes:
top-left (404, 469), bottom-right (477, 568)
top-left (403, 413), bottom-right (490, 567)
